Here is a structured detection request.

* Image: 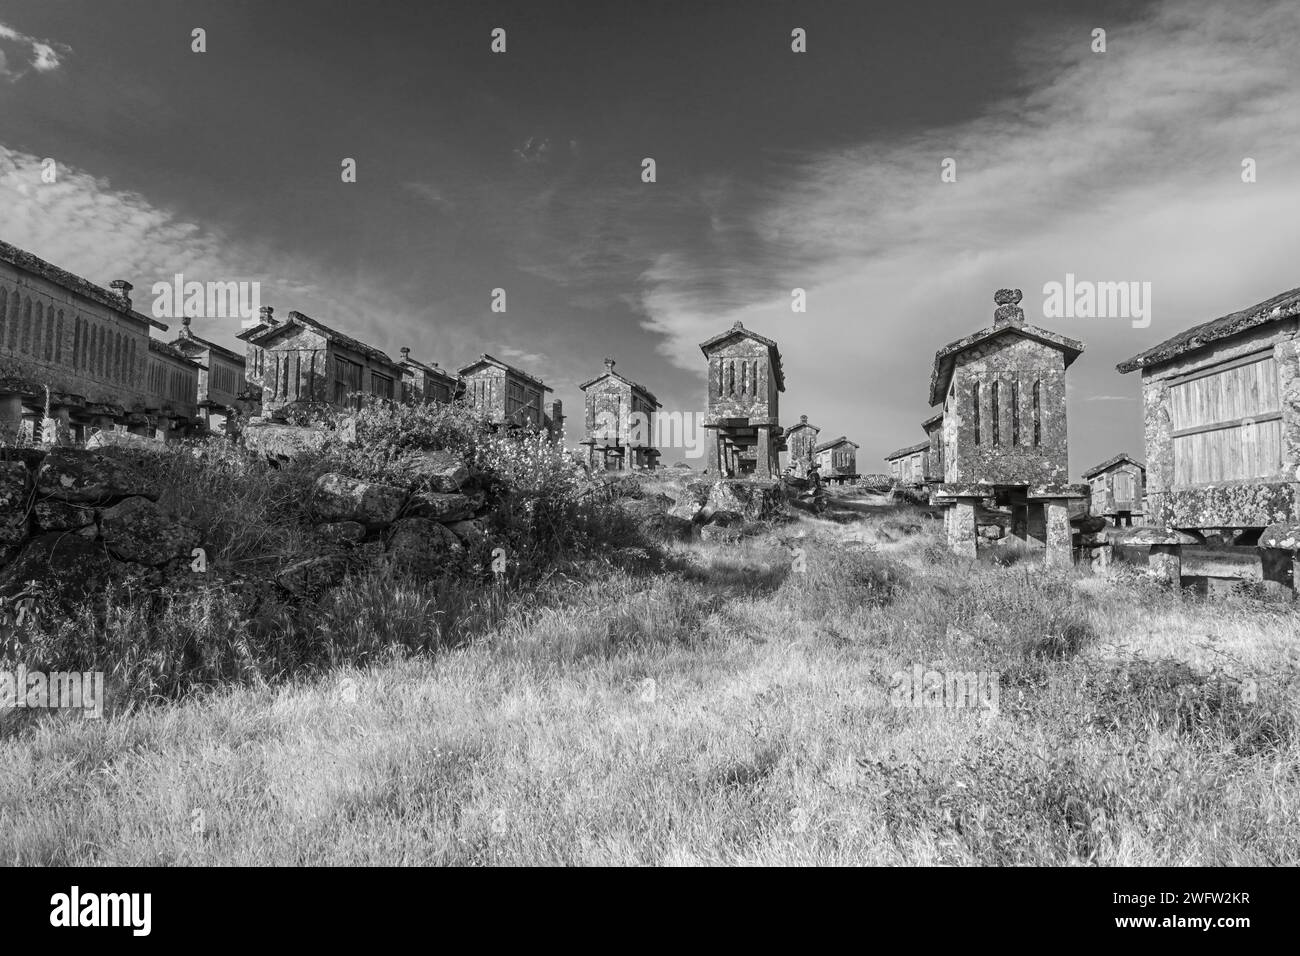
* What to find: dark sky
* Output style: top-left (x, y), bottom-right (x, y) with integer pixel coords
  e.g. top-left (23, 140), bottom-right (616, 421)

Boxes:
top-left (3, 0), bottom-right (1297, 473)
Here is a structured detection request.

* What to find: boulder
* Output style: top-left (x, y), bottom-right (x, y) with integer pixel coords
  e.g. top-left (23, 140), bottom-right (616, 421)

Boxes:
top-left (638, 512), bottom-right (694, 542)
top-left (407, 492), bottom-right (478, 523)
top-left (85, 430), bottom-right (164, 451)
top-left (977, 523), bottom-right (1004, 540)
top-left (100, 496), bottom-right (201, 566)
top-left (446, 518), bottom-right (489, 546)
top-left (241, 422), bottom-right (330, 459)
top-left (315, 520), bottom-right (367, 545)
top-left (35, 448), bottom-right (158, 504)
top-left (619, 495), bottom-right (672, 520)
top-left (0, 461), bottom-right (29, 547)
top-left (276, 554), bottom-right (350, 597)
top-left (386, 517), bottom-right (463, 573)
top-left (707, 509), bottom-right (743, 527)
top-left (0, 531), bottom-right (124, 603)
top-left (714, 480), bottom-right (785, 521)
top-left (669, 500), bottom-right (705, 522)
top-left (1076, 516), bottom-right (1110, 535)
top-left (699, 523), bottom-right (742, 544)
top-left (309, 473), bottom-right (408, 528)
top-left (402, 449), bottom-right (471, 493)
top-left (34, 500), bottom-right (96, 533)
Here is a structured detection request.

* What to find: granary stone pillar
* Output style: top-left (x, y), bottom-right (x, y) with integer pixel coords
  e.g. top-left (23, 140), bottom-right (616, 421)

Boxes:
top-left (0, 393), bottom-right (22, 444)
top-left (948, 498), bottom-right (977, 559)
top-left (1129, 528), bottom-right (1195, 586)
top-left (1044, 499), bottom-right (1073, 568)
top-left (154, 415), bottom-right (173, 442)
top-left (754, 426), bottom-right (771, 479)
top-left (706, 428), bottom-right (723, 476)
top-left (1258, 524), bottom-right (1300, 601)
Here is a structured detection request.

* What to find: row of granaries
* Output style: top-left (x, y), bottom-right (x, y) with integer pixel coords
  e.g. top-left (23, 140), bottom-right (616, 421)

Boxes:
top-left (0, 239), bottom-right (567, 446)
top-left (7, 237), bottom-right (1300, 590)
top-left (878, 285), bottom-right (1300, 593)
top-left (0, 238), bottom-right (851, 481)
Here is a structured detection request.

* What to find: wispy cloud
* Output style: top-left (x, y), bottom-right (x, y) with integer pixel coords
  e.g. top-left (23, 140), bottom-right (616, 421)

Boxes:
top-left (632, 0), bottom-right (1300, 471)
top-left (0, 145), bottom-right (473, 365)
top-left (0, 20), bottom-right (70, 80)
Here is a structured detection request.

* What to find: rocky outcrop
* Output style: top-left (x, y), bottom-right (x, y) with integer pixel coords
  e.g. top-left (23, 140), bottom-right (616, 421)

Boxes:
top-left (35, 448), bottom-right (158, 504)
top-left (241, 422), bottom-right (331, 458)
top-left (100, 497), bottom-right (201, 566)
top-left (0, 449), bottom-right (199, 604)
top-left (387, 517), bottom-right (463, 574)
top-left (309, 473), bottom-right (408, 527)
top-left (707, 480), bottom-right (783, 521)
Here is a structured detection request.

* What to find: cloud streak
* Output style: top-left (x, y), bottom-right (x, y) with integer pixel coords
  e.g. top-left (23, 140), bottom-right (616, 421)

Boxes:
top-left (0, 20), bottom-right (69, 80)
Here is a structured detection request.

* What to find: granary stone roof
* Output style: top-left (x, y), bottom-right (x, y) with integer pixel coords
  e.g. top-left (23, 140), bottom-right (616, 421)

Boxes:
top-left (399, 353), bottom-right (459, 384)
top-left (921, 411), bottom-right (943, 430)
top-left (578, 358), bottom-right (660, 407)
top-left (1081, 452), bottom-right (1145, 480)
top-left (928, 289), bottom-right (1084, 407)
top-left (173, 317), bottom-right (244, 363)
top-left (457, 353), bottom-right (552, 392)
top-left (814, 436), bottom-right (858, 453)
top-left (698, 320), bottom-right (785, 392)
top-left (885, 440), bottom-right (930, 460)
top-left (240, 310), bottom-right (400, 369)
top-left (1116, 286), bottom-right (1300, 374)
top-left (148, 337), bottom-right (202, 365)
top-left (786, 414), bottom-right (820, 433)
top-left (0, 239), bottom-right (169, 331)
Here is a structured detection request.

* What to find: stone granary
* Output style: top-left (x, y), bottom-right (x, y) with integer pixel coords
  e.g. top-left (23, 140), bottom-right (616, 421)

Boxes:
top-left (929, 289), bottom-right (1087, 565)
top-left (1117, 286), bottom-right (1300, 591)
top-left (171, 316), bottom-right (252, 435)
top-left (578, 357), bottom-right (661, 471)
top-left (0, 239), bottom-right (201, 444)
top-left (1081, 453), bottom-right (1146, 527)
top-left (699, 320), bottom-right (786, 479)
top-left (814, 437), bottom-right (859, 483)
top-left (922, 412), bottom-right (944, 485)
top-left (459, 354), bottom-right (564, 441)
top-left (238, 307), bottom-right (408, 416)
top-left (398, 348), bottom-right (459, 405)
top-left (886, 441), bottom-right (929, 485)
top-left (785, 415), bottom-right (821, 477)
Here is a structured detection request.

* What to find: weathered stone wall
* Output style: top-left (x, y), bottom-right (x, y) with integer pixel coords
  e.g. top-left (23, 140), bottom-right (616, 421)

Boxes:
top-left (705, 337), bottom-right (777, 426)
top-left (0, 257), bottom-right (156, 411)
top-left (943, 337), bottom-right (1069, 486)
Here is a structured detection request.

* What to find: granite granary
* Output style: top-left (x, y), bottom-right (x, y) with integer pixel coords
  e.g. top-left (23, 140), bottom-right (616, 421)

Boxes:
top-left (699, 321), bottom-right (786, 479)
top-left (929, 289), bottom-right (1087, 566)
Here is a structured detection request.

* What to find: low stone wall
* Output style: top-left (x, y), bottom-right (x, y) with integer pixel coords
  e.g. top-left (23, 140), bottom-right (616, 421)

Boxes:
top-left (0, 447), bottom-right (202, 606)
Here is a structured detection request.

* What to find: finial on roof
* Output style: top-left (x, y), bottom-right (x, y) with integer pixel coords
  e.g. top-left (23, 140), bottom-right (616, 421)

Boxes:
top-left (800, 414), bottom-right (808, 423)
top-left (400, 346), bottom-right (410, 360)
top-left (993, 288), bottom-right (1024, 327)
top-left (109, 279), bottom-right (133, 307)
top-left (604, 356), bottom-right (615, 371)
top-left (732, 320), bottom-right (744, 330)
top-left (181, 315), bottom-right (191, 329)
top-left (259, 305), bottom-right (275, 326)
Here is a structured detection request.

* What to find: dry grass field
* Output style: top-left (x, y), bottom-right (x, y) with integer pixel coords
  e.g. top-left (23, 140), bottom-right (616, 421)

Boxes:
top-left (2, 484), bottom-right (1298, 866)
